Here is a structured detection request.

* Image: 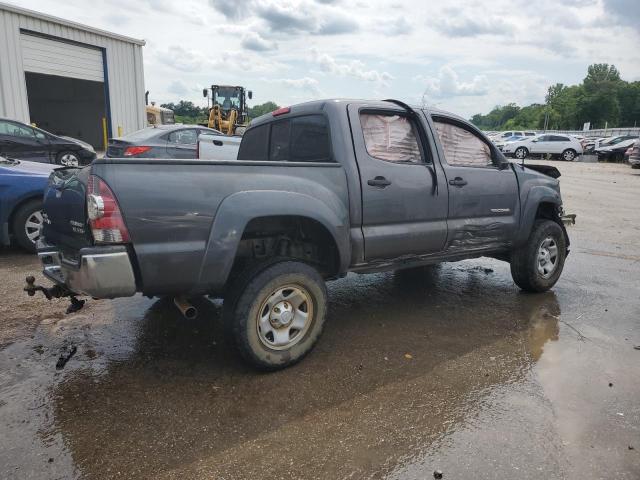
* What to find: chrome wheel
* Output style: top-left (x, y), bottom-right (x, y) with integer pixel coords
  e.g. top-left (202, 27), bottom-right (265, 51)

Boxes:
top-left (24, 210), bottom-right (43, 244)
top-left (256, 285), bottom-right (313, 350)
top-left (515, 147), bottom-right (527, 159)
top-left (537, 236), bottom-right (558, 278)
top-left (59, 153), bottom-right (79, 166)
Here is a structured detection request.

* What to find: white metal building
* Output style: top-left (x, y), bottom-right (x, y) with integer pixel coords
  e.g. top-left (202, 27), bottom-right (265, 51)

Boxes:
top-left (0, 2), bottom-right (146, 148)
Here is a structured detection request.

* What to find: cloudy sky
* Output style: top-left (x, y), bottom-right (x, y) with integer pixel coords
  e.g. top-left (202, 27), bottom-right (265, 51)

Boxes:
top-left (9, 0), bottom-right (640, 118)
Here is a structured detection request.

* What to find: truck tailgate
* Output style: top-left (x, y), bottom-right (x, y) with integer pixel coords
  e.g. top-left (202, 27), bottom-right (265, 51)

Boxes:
top-left (42, 166), bottom-right (93, 250)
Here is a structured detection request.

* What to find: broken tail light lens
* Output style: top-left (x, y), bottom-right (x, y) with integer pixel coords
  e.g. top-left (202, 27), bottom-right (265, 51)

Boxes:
top-left (86, 175), bottom-right (130, 244)
top-left (123, 145), bottom-right (152, 157)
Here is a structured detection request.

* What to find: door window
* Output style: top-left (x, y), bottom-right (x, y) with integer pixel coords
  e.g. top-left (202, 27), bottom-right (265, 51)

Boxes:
top-left (433, 120), bottom-right (493, 167)
top-left (0, 121), bottom-right (35, 138)
top-left (168, 129), bottom-right (197, 145)
top-left (360, 113), bottom-right (422, 163)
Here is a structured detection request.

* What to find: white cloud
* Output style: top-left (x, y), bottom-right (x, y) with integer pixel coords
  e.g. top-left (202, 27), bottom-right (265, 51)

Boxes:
top-left (312, 49), bottom-right (393, 86)
top-left (241, 31), bottom-right (278, 52)
top-left (418, 66), bottom-right (489, 98)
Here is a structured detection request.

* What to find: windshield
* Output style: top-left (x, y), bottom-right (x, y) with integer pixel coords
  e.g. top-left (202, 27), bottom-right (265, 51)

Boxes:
top-left (161, 111), bottom-right (175, 124)
top-left (0, 156), bottom-right (19, 166)
top-left (214, 87), bottom-right (241, 110)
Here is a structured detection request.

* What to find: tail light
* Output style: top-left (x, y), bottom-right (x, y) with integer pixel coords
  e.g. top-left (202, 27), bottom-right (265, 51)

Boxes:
top-left (86, 175), bottom-right (130, 243)
top-left (272, 107), bottom-right (290, 117)
top-left (123, 146), bottom-right (151, 157)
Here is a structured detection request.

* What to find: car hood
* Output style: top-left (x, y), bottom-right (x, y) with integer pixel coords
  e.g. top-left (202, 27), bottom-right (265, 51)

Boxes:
top-left (0, 158), bottom-right (56, 176)
top-left (59, 136), bottom-right (95, 151)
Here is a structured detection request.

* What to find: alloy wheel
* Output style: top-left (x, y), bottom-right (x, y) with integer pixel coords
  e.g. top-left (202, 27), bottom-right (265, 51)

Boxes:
top-left (24, 210), bottom-right (43, 244)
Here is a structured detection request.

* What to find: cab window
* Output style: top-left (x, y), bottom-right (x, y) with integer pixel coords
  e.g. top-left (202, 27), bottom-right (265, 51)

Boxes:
top-left (360, 112), bottom-right (423, 163)
top-left (434, 120), bottom-right (493, 167)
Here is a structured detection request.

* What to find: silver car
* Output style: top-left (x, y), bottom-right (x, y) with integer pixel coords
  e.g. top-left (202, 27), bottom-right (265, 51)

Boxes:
top-left (106, 124), bottom-right (223, 159)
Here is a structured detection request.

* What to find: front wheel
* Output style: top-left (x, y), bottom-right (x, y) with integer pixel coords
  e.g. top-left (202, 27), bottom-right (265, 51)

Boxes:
top-left (561, 149), bottom-right (576, 161)
top-left (514, 147), bottom-right (528, 160)
top-left (510, 219), bottom-right (567, 292)
top-left (11, 199), bottom-right (44, 252)
top-left (223, 261), bottom-right (327, 370)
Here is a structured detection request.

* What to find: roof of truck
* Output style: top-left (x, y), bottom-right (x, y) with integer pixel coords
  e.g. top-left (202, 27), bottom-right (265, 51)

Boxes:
top-left (250, 99), bottom-right (468, 128)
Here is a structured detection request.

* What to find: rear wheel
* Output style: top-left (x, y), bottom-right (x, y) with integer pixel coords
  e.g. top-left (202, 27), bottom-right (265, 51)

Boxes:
top-left (223, 260), bottom-right (327, 370)
top-left (510, 219), bottom-right (566, 292)
top-left (514, 147), bottom-right (528, 160)
top-left (11, 199), bottom-right (43, 252)
top-left (561, 149), bottom-right (576, 161)
top-left (56, 151), bottom-right (80, 166)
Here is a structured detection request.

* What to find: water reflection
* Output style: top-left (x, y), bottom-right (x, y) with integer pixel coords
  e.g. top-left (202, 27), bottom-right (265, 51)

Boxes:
top-left (48, 265), bottom-right (561, 479)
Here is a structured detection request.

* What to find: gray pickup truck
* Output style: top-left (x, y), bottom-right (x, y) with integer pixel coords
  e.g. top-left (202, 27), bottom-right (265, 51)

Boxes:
top-left (32, 99), bottom-right (569, 370)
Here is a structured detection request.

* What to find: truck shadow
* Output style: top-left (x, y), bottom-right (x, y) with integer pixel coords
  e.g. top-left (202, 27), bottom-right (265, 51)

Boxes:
top-left (48, 262), bottom-right (561, 479)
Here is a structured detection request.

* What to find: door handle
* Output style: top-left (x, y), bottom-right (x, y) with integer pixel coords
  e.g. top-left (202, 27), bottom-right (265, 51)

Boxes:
top-left (448, 177), bottom-right (467, 187)
top-left (367, 176), bottom-right (392, 188)
top-left (213, 140), bottom-right (223, 146)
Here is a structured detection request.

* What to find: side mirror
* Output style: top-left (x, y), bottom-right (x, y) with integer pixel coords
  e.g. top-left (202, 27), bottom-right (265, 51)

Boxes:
top-left (202, 89), bottom-right (208, 98)
top-left (248, 91), bottom-right (253, 100)
top-left (531, 139), bottom-right (538, 143)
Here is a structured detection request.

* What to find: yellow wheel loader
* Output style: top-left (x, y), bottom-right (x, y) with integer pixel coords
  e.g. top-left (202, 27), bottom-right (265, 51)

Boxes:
top-left (203, 85), bottom-right (252, 136)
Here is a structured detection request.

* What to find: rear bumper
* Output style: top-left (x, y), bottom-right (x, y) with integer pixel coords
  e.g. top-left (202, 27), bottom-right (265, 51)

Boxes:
top-left (37, 240), bottom-right (136, 298)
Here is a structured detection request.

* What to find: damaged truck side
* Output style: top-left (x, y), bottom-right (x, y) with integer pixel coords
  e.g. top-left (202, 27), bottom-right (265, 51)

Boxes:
top-left (32, 99), bottom-right (569, 370)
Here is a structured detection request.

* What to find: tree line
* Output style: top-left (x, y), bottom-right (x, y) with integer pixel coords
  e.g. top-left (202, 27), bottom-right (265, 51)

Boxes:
top-left (470, 64), bottom-right (640, 131)
top-left (160, 100), bottom-right (280, 124)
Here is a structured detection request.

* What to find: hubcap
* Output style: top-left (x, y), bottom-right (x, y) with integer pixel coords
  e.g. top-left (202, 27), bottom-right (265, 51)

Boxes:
top-left (256, 285), bottom-right (313, 350)
top-left (25, 210), bottom-right (43, 243)
top-left (537, 236), bottom-right (558, 279)
top-left (60, 154), bottom-right (79, 166)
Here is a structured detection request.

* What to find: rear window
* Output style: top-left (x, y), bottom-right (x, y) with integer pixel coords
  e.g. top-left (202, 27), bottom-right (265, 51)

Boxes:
top-left (238, 124), bottom-right (269, 160)
top-left (239, 114), bottom-right (332, 162)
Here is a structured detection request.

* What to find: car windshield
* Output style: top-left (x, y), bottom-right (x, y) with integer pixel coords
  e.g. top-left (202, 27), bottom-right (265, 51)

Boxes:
top-left (214, 87), bottom-right (241, 110)
top-left (0, 156), bottom-right (20, 166)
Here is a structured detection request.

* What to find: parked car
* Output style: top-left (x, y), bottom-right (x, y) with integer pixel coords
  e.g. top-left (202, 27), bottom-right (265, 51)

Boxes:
top-left (0, 157), bottom-right (54, 252)
top-left (502, 134), bottom-right (583, 161)
top-left (0, 118), bottom-right (96, 166)
top-left (628, 140), bottom-right (640, 169)
top-left (492, 131), bottom-right (537, 143)
top-left (106, 124), bottom-right (224, 159)
top-left (495, 135), bottom-right (526, 151)
top-left (34, 99), bottom-right (569, 370)
top-left (595, 136), bottom-right (639, 162)
top-left (196, 133), bottom-right (242, 160)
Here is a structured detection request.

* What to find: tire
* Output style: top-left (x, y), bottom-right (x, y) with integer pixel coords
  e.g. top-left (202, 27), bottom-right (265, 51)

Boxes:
top-left (56, 151), bottom-right (80, 166)
top-left (510, 219), bottom-right (566, 292)
top-left (561, 149), bottom-right (576, 161)
top-left (514, 147), bottom-right (528, 160)
top-left (223, 260), bottom-right (328, 370)
top-left (11, 199), bottom-right (44, 253)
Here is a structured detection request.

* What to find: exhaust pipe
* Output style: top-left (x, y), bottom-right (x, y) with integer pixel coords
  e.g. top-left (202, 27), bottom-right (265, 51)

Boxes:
top-left (174, 296), bottom-right (198, 320)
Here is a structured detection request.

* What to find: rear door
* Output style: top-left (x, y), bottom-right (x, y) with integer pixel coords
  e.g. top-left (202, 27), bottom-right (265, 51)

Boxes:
top-left (430, 117), bottom-right (519, 251)
top-left (165, 128), bottom-right (198, 158)
top-left (347, 105), bottom-right (448, 261)
top-left (530, 135), bottom-right (552, 154)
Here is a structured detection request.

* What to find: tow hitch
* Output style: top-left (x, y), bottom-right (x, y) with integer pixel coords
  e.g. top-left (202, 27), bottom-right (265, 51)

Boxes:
top-left (24, 275), bottom-right (86, 314)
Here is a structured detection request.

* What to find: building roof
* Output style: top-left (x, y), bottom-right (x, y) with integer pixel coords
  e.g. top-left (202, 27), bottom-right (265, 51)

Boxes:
top-left (0, 2), bottom-right (146, 46)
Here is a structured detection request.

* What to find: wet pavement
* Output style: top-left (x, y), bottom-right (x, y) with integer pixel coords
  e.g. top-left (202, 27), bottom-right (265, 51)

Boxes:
top-left (1, 161), bottom-right (639, 479)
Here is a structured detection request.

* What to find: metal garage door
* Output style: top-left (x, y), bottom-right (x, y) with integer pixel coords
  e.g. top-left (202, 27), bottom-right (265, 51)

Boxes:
top-left (20, 33), bottom-right (104, 82)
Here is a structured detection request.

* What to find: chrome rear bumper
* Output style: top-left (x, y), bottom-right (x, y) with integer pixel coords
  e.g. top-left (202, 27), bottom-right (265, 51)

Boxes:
top-left (37, 240), bottom-right (137, 299)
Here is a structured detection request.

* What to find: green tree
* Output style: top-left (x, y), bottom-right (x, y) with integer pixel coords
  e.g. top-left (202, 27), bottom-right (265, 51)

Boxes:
top-left (249, 101), bottom-right (279, 119)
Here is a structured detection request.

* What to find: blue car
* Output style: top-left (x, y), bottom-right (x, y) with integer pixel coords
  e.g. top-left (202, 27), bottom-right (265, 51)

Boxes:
top-left (0, 156), bottom-right (54, 252)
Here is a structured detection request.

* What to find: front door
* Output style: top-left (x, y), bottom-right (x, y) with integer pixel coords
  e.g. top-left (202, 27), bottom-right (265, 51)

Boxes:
top-left (430, 118), bottom-right (519, 251)
top-left (0, 120), bottom-right (49, 162)
top-left (347, 105), bottom-right (448, 261)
